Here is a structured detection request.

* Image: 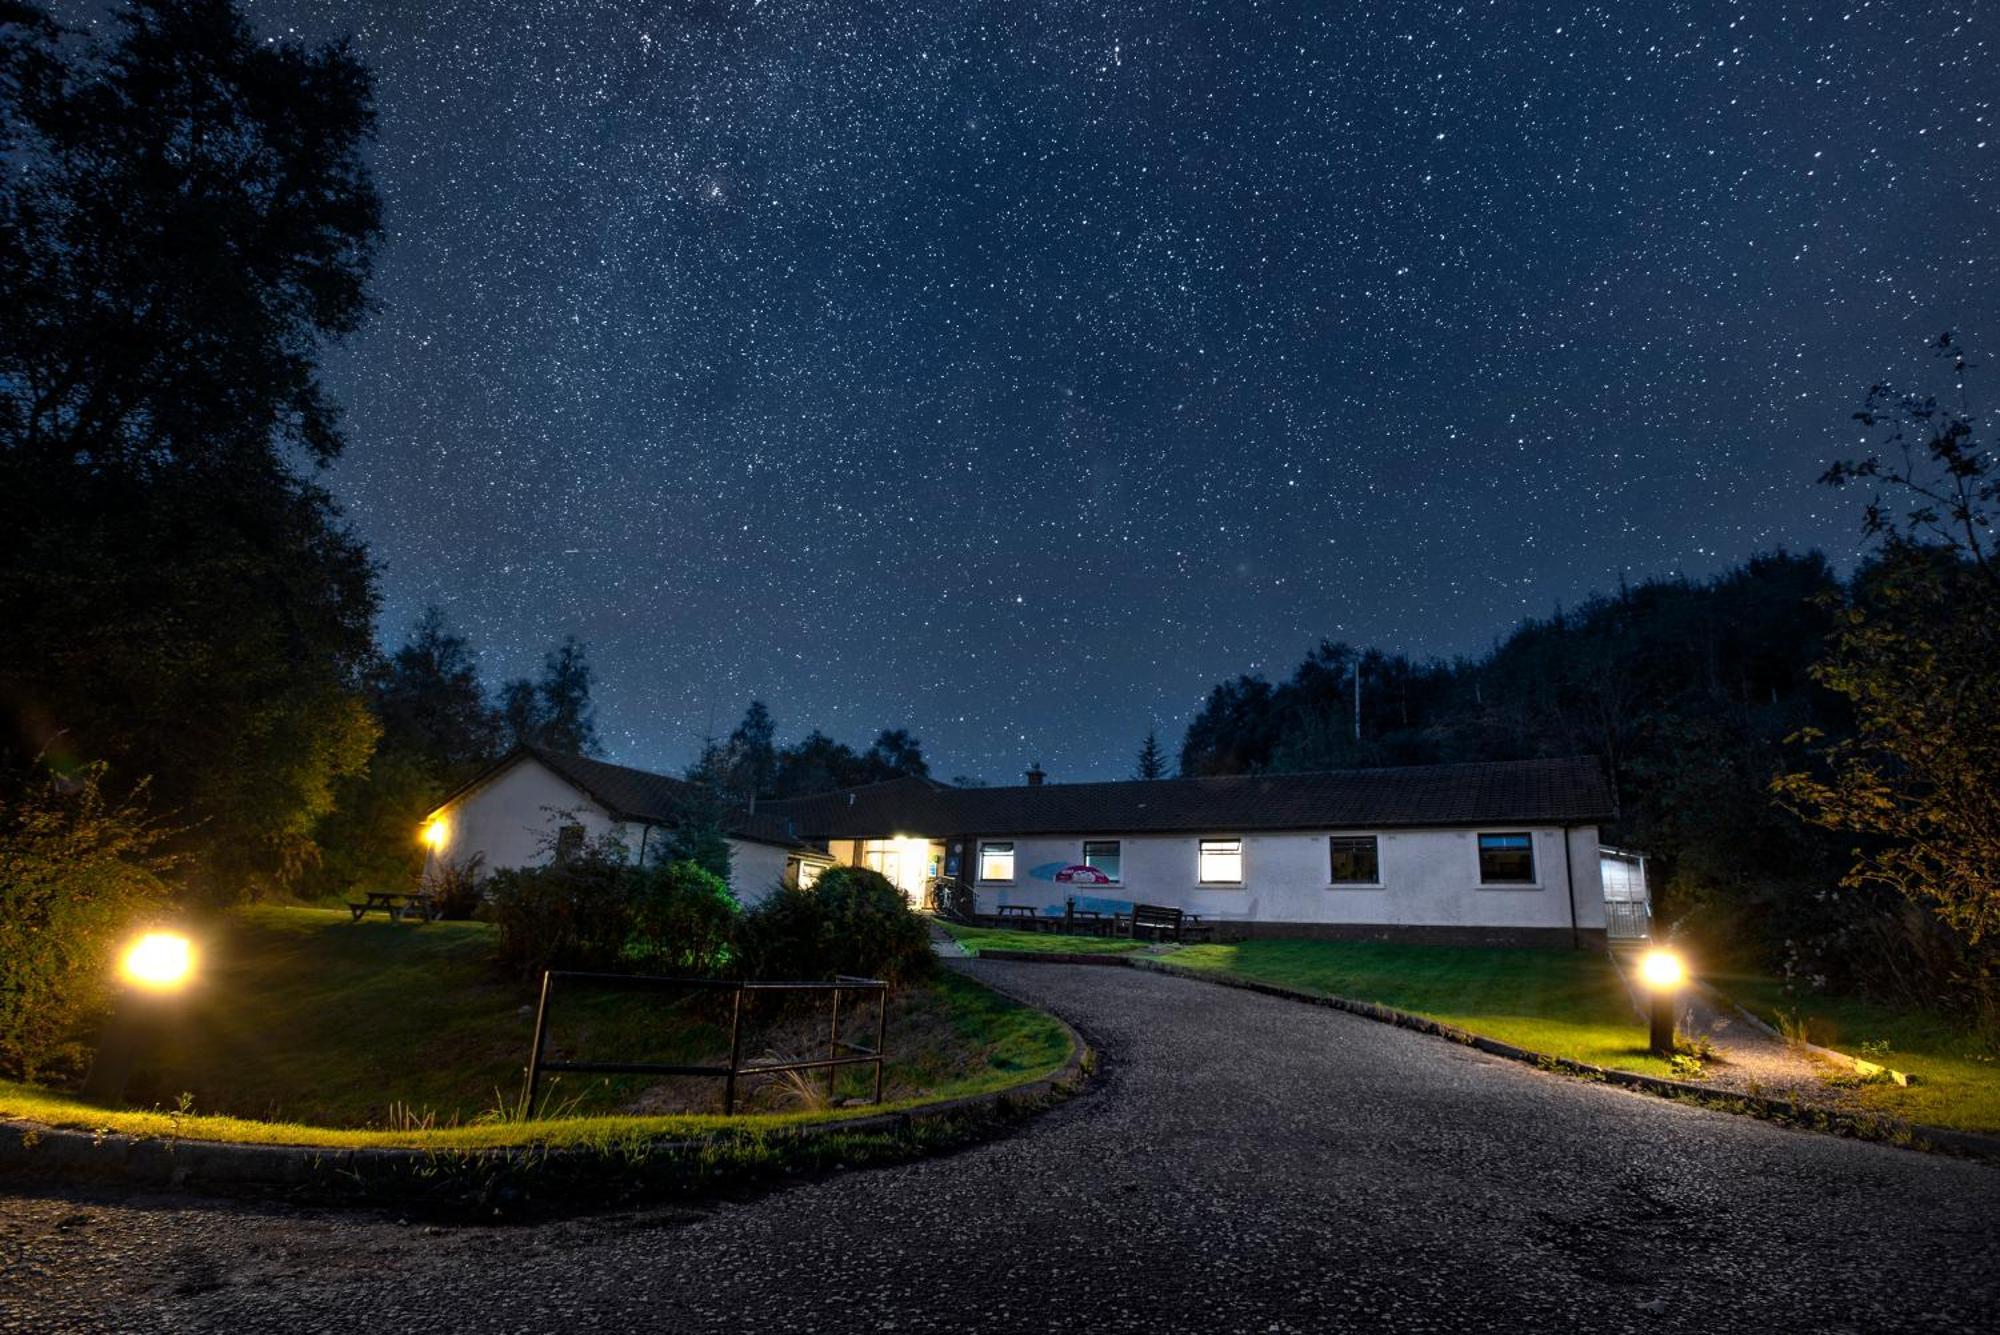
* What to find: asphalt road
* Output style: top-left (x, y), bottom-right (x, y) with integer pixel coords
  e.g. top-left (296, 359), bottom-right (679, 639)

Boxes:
top-left (2, 960), bottom-right (1997, 1334)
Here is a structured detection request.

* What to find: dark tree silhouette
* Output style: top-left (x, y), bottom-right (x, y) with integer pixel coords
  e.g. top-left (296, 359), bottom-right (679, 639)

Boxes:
top-left (0, 0), bottom-right (384, 900)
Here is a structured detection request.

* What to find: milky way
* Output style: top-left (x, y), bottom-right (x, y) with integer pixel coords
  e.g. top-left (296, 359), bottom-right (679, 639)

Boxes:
top-left (205, 2), bottom-right (1995, 779)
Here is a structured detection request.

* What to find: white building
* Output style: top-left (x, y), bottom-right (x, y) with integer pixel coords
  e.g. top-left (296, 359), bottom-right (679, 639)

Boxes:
top-left (420, 747), bottom-right (830, 905)
top-left (763, 756), bottom-right (1618, 948)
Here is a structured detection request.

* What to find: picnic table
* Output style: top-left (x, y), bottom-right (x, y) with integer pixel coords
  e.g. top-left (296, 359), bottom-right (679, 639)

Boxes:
top-left (995, 905), bottom-right (1043, 921)
top-left (347, 890), bottom-right (438, 924)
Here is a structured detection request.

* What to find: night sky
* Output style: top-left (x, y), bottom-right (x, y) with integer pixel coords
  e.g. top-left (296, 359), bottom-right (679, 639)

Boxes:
top-left (198, 4), bottom-right (2000, 779)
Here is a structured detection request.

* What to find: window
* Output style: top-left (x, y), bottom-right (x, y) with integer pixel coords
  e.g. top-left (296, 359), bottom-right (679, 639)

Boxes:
top-left (793, 860), bottom-right (825, 890)
top-left (1082, 840), bottom-right (1122, 882)
top-left (1477, 832), bottom-right (1536, 884)
top-left (1198, 838), bottom-right (1243, 884)
top-left (554, 823), bottom-right (585, 862)
top-left (1329, 835), bottom-right (1380, 885)
top-left (979, 841), bottom-right (1015, 882)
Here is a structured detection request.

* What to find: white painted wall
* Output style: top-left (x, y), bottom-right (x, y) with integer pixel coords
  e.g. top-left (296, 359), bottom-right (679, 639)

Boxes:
top-left (969, 826), bottom-right (1605, 930)
top-left (424, 756), bottom-right (796, 906)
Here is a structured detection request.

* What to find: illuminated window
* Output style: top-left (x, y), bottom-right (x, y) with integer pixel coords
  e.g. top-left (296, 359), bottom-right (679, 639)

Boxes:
top-left (1198, 838), bottom-right (1243, 884)
top-left (1329, 835), bottom-right (1380, 885)
top-left (796, 860), bottom-right (825, 890)
top-left (1082, 840), bottom-right (1121, 882)
top-left (1477, 832), bottom-right (1535, 884)
top-left (979, 841), bottom-right (1015, 882)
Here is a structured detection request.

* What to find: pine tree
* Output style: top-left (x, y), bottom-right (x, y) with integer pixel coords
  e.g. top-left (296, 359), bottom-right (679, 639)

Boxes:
top-left (1135, 729), bottom-right (1167, 780)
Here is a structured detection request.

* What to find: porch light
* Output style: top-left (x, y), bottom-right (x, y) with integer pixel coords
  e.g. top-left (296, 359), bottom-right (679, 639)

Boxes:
top-left (1637, 947), bottom-right (1688, 1056)
top-left (421, 816), bottom-right (449, 851)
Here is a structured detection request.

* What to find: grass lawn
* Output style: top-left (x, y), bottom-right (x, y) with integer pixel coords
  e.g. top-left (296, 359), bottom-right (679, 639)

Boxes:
top-left (0, 906), bottom-right (1074, 1148)
top-left (1156, 939), bottom-right (1677, 1078)
top-left (939, 922), bottom-right (1148, 956)
top-left (1719, 974), bottom-right (2000, 1134)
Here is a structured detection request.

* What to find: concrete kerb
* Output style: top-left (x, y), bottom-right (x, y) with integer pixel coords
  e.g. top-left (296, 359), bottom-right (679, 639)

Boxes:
top-left (0, 1013), bottom-right (1095, 1198)
top-left (963, 949), bottom-right (2000, 1161)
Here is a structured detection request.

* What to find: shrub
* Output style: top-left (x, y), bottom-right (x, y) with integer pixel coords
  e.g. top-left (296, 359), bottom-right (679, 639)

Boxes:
top-left (630, 859), bottom-right (737, 975)
top-left (735, 865), bottom-right (934, 986)
top-left (0, 764), bottom-right (176, 1082)
top-left (422, 853), bottom-right (486, 921)
top-left (482, 832), bottom-right (633, 979)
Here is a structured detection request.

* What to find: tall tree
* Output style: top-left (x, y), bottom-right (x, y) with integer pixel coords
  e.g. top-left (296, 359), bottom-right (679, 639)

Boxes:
top-left (1776, 335), bottom-right (2000, 975)
top-left (0, 0), bottom-right (384, 900)
top-left (865, 728), bottom-right (929, 780)
top-left (1135, 729), bottom-right (1167, 780)
top-left (499, 637), bottom-right (600, 755)
top-left (374, 607), bottom-right (500, 777)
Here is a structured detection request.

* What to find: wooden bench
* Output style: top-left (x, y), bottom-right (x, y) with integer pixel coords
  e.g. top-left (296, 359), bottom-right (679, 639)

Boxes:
top-left (1129, 902), bottom-right (1185, 943)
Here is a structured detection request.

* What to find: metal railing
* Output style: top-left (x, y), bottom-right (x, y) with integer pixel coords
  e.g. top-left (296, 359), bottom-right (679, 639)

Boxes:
top-left (521, 970), bottom-right (890, 1118)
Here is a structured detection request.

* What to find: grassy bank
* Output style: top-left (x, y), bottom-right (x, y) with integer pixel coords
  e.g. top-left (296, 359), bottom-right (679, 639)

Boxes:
top-left (939, 923), bottom-right (1148, 956)
top-left (0, 907), bottom-right (1074, 1148)
top-left (1720, 975), bottom-right (2000, 1134)
top-left (1155, 939), bottom-right (1676, 1078)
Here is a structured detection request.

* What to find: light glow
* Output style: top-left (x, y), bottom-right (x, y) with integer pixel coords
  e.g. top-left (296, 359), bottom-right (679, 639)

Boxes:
top-left (1637, 947), bottom-right (1687, 992)
top-left (119, 932), bottom-right (194, 992)
top-left (421, 817), bottom-right (449, 851)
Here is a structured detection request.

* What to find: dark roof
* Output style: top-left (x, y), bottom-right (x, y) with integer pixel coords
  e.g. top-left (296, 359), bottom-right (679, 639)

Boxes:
top-left (762, 757), bottom-right (1615, 838)
top-left (434, 747), bottom-right (812, 850)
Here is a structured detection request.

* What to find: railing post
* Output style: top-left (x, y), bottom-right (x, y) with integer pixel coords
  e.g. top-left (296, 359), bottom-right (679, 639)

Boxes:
top-left (723, 982), bottom-right (745, 1115)
top-left (872, 984), bottom-right (889, 1105)
top-left (522, 970), bottom-right (555, 1121)
top-left (826, 984), bottom-right (844, 1104)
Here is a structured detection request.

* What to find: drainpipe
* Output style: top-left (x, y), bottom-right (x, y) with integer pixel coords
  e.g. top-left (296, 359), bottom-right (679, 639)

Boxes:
top-left (1561, 823), bottom-right (1579, 950)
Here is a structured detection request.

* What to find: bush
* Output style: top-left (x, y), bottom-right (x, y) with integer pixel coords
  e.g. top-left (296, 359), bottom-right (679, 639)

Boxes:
top-left (0, 764), bottom-right (176, 1082)
top-left (422, 853), bottom-right (486, 920)
top-left (735, 865), bottom-right (934, 986)
top-left (482, 833), bottom-right (633, 979)
top-left (630, 859), bottom-right (737, 976)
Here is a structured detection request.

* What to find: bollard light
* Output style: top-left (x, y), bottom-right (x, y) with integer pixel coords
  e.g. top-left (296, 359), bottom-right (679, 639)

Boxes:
top-left (84, 929), bottom-right (198, 1104)
top-left (1637, 946), bottom-right (1688, 1057)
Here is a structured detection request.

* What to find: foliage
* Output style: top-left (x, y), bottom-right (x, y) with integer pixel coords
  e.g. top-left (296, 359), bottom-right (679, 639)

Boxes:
top-left (1134, 729), bottom-right (1168, 781)
top-left (0, 762), bottom-right (176, 1081)
top-left (421, 852), bottom-right (486, 921)
top-left (657, 783), bottom-right (735, 884)
top-left (0, 0), bottom-right (385, 901)
top-left (482, 827), bottom-right (633, 979)
top-left (735, 866), bottom-right (935, 986)
top-left (499, 636), bottom-right (601, 756)
top-left (753, 718), bottom-right (932, 800)
top-left (629, 859), bottom-right (737, 976)
top-left (1774, 335), bottom-right (2000, 1018)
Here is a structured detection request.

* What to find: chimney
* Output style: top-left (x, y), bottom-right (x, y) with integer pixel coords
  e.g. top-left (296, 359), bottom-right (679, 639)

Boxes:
top-left (1025, 762), bottom-right (1046, 787)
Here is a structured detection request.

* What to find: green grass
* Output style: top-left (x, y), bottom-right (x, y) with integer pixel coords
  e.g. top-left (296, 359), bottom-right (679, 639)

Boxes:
top-left (939, 923), bottom-right (1148, 956)
top-left (0, 907), bottom-right (1075, 1148)
top-left (1156, 939), bottom-right (1676, 1078)
top-left (1720, 974), bottom-right (2000, 1134)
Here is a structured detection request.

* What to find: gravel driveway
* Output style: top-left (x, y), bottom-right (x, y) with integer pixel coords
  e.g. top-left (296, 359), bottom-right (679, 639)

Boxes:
top-left (2, 960), bottom-right (1997, 1333)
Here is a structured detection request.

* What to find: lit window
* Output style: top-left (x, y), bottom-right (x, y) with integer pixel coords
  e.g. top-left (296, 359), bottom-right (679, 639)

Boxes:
top-left (979, 841), bottom-right (1015, 882)
top-left (1478, 832), bottom-right (1535, 884)
top-left (796, 860), bottom-right (825, 890)
top-left (1082, 840), bottom-right (1122, 882)
top-left (1198, 838), bottom-right (1243, 884)
top-left (1329, 835), bottom-right (1380, 885)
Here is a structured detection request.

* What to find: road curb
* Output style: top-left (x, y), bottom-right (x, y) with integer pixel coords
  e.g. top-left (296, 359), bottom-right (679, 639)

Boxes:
top-left (0, 1016), bottom-right (1094, 1205)
top-left (970, 951), bottom-right (2000, 1161)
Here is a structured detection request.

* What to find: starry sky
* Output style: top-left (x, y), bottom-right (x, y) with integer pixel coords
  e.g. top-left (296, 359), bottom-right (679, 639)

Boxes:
top-left (211, 3), bottom-right (2000, 780)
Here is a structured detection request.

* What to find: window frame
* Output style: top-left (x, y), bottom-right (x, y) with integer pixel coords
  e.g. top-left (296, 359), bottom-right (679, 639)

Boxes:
top-left (1476, 831), bottom-right (1539, 887)
top-left (978, 840), bottom-right (1016, 883)
top-left (1081, 839), bottom-right (1123, 883)
top-left (1197, 836), bottom-right (1245, 886)
top-left (1328, 834), bottom-right (1382, 888)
